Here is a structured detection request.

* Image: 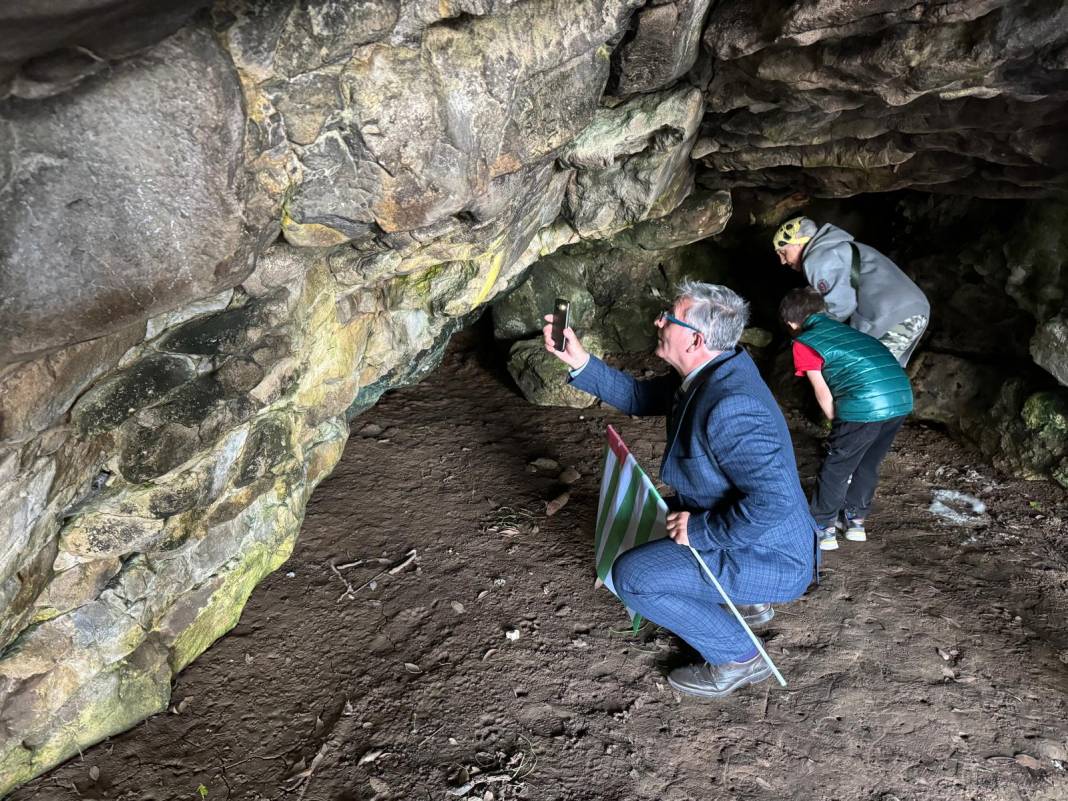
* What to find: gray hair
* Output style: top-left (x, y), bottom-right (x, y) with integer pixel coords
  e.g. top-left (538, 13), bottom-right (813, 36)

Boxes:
top-left (674, 279), bottom-right (750, 351)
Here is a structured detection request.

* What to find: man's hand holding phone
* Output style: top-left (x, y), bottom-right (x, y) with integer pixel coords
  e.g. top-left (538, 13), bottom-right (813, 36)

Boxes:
top-left (542, 314), bottom-right (589, 371)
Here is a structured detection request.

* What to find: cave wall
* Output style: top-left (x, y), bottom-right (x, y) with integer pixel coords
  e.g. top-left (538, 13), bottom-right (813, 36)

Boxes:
top-left (893, 194), bottom-right (1068, 484)
top-left (0, 0), bottom-right (702, 789)
top-left (1, 0), bottom-right (1067, 792)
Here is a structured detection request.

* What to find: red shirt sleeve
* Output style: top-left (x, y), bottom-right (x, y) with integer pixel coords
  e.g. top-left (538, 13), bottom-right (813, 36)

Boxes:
top-left (792, 340), bottom-right (824, 376)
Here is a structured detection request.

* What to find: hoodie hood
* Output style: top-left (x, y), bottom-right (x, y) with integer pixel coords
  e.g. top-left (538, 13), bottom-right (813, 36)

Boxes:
top-left (803, 223), bottom-right (854, 259)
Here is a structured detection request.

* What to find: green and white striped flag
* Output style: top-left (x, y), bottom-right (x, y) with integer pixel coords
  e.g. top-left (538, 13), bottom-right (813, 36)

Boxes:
top-left (594, 425), bottom-right (668, 601)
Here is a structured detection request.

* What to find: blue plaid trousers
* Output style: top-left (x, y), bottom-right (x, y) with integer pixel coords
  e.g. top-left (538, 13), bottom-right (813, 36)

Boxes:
top-left (613, 537), bottom-right (808, 664)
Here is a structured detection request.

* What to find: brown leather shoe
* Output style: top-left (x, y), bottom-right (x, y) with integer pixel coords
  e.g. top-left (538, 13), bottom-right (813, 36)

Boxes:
top-left (667, 656), bottom-right (772, 699)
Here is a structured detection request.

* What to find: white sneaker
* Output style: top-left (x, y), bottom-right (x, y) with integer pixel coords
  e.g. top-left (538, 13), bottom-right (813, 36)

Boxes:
top-left (845, 518), bottom-right (867, 542)
top-left (818, 525), bottom-right (839, 551)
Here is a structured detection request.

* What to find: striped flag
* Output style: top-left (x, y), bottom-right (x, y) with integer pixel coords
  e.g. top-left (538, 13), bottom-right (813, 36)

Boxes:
top-left (594, 425), bottom-right (668, 602)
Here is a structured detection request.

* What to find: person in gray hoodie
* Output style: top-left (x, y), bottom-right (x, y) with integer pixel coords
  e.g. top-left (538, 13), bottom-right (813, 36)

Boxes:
top-left (772, 217), bottom-right (930, 366)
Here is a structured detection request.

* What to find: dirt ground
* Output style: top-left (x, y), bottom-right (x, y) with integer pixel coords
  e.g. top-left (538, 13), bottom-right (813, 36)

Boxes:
top-left (12, 329), bottom-right (1068, 801)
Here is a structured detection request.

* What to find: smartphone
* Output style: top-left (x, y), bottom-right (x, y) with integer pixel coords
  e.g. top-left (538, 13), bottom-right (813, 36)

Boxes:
top-left (551, 298), bottom-right (571, 351)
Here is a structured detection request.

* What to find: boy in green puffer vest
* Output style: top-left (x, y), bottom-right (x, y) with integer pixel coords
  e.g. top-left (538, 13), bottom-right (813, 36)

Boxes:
top-left (779, 287), bottom-right (913, 551)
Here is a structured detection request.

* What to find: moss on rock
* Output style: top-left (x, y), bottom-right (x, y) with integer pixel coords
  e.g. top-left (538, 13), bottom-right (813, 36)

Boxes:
top-left (1022, 391), bottom-right (1068, 435)
top-left (0, 640), bottom-right (172, 797)
top-left (168, 502), bottom-right (298, 672)
top-left (507, 336), bottom-right (604, 409)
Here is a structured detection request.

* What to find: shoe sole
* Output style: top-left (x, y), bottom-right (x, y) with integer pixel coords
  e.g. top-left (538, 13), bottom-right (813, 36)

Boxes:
top-left (742, 607), bottom-right (775, 627)
top-left (668, 664), bottom-right (774, 699)
top-left (845, 532), bottom-right (867, 542)
top-left (819, 539), bottom-right (839, 551)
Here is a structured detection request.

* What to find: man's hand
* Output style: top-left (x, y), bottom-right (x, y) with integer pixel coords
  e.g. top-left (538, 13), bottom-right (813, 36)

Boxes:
top-left (542, 314), bottom-right (589, 370)
top-left (666, 511), bottom-right (690, 547)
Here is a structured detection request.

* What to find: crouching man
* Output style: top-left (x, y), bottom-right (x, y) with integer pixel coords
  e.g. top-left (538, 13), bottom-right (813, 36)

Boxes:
top-left (543, 280), bottom-right (818, 698)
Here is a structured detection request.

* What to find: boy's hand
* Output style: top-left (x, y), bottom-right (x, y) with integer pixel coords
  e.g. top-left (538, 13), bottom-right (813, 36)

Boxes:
top-left (542, 314), bottom-right (589, 370)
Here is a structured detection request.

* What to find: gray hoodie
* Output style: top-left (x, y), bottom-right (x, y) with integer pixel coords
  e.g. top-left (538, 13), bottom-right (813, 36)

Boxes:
top-left (802, 223), bottom-right (930, 340)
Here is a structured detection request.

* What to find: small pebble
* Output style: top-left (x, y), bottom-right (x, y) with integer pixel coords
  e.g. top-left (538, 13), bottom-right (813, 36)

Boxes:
top-left (545, 491), bottom-right (570, 516)
top-left (527, 457), bottom-right (561, 474)
top-left (559, 466), bottom-right (581, 484)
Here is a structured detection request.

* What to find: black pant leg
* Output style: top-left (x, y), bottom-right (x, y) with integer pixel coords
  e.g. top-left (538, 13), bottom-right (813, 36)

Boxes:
top-left (810, 421), bottom-right (882, 527)
top-left (844, 415), bottom-right (907, 519)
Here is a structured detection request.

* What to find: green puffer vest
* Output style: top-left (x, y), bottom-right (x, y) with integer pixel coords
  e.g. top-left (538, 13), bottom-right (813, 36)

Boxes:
top-left (796, 314), bottom-right (913, 423)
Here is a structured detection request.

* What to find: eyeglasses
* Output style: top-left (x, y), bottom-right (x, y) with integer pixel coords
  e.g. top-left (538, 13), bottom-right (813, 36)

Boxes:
top-left (657, 310), bottom-right (702, 335)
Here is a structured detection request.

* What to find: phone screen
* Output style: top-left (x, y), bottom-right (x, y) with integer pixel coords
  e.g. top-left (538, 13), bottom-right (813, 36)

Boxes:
top-left (551, 298), bottom-right (570, 351)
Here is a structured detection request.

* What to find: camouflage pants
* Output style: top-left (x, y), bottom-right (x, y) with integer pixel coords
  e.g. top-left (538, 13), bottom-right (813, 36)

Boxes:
top-left (878, 314), bottom-right (928, 367)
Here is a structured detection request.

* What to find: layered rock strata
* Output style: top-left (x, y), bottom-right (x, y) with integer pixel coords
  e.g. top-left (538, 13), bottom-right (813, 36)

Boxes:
top-left (693, 0), bottom-right (1068, 198)
top-left (0, 0), bottom-right (698, 791)
top-left (2, 0), bottom-right (1068, 794)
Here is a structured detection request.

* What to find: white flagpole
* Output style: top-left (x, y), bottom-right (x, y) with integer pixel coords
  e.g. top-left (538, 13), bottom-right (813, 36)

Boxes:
top-left (687, 546), bottom-right (787, 688)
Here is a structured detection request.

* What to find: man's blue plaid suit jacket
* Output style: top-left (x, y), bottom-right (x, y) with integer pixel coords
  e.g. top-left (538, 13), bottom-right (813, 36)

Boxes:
top-left (571, 347), bottom-right (818, 602)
